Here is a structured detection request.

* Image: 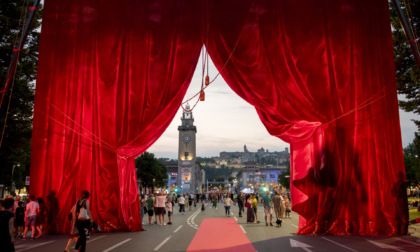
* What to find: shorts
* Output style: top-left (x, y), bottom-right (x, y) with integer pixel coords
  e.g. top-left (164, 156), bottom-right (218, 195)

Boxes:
top-left (253, 207), bottom-right (257, 214)
top-left (274, 206), bottom-right (281, 217)
top-left (25, 215), bottom-right (36, 227)
top-left (148, 210), bottom-right (154, 216)
top-left (156, 207), bottom-right (165, 215)
top-left (264, 207), bottom-right (272, 215)
top-left (168, 211), bottom-right (172, 217)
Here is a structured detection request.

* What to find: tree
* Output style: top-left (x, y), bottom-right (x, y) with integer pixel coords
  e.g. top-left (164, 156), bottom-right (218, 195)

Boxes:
top-left (135, 152), bottom-right (168, 191)
top-left (278, 165), bottom-right (290, 190)
top-left (390, 1), bottom-right (420, 131)
top-left (404, 142), bottom-right (420, 193)
top-left (0, 1), bottom-right (42, 189)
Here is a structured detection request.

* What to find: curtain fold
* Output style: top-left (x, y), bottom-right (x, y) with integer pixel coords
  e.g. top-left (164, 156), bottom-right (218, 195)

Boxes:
top-left (31, 0), bottom-right (203, 233)
top-left (206, 0), bottom-right (407, 235)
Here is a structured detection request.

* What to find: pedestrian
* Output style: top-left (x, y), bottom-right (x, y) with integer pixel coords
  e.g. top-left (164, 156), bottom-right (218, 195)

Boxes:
top-left (64, 204), bottom-right (78, 252)
top-left (22, 195), bottom-right (39, 240)
top-left (74, 190), bottom-right (94, 252)
top-left (0, 198), bottom-right (15, 252)
top-left (201, 200), bottom-right (206, 214)
top-left (246, 195), bottom-right (254, 224)
top-left (35, 197), bottom-right (47, 238)
top-left (237, 192), bottom-right (244, 217)
top-left (193, 197), bottom-right (197, 210)
top-left (272, 191), bottom-right (282, 223)
top-left (188, 194), bottom-right (193, 211)
top-left (262, 191), bottom-right (273, 226)
top-left (140, 194), bottom-right (145, 224)
top-left (178, 194), bottom-right (185, 214)
top-left (146, 194), bottom-right (155, 225)
top-left (280, 193), bottom-right (286, 218)
top-left (167, 198), bottom-right (173, 225)
top-left (224, 195), bottom-right (232, 217)
top-left (251, 194), bottom-right (259, 224)
top-left (155, 193), bottom-right (166, 226)
top-left (14, 201), bottom-right (25, 238)
top-left (284, 195), bottom-right (291, 219)
top-left (213, 195), bottom-right (218, 209)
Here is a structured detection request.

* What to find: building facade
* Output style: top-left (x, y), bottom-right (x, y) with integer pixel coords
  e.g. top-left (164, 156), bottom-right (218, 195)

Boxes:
top-left (235, 162), bottom-right (287, 193)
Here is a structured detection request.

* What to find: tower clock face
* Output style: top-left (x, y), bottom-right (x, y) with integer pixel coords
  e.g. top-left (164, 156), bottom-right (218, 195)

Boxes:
top-left (183, 134), bottom-right (191, 143)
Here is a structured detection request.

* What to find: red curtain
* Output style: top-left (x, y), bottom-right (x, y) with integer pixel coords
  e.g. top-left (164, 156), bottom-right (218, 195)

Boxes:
top-left (31, 0), bottom-right (407, 235)
top-left (31, 0), bottom-right (202, 232)
top-left (206, 0), bottom-right (407, 235)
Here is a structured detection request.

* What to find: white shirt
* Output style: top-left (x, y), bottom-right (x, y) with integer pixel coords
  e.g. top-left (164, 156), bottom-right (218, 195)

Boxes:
top-left (224, 198), bottom-right (232, 207)
top-left (26, 201), bottom-right (39, 217)
top-left (179, 197), bottom-right (185, 204)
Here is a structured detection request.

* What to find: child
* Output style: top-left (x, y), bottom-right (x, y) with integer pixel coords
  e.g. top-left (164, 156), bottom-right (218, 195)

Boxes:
top-left (15, 201), bottom-right (25, 238)
top-left (167, 198), bottom-right (173, 225)
top-left (201, 201), bottom-right (205, 214)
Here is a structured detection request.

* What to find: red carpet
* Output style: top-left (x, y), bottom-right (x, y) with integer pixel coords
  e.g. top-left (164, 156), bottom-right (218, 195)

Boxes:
top-left (187, 218), bottom-right (256, 252)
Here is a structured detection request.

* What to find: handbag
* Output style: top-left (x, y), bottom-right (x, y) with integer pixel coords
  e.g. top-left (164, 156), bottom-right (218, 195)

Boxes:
top-left (245, 202), bottom-right (251, 208)
top-left (77, 200), bottom-right (90, 221)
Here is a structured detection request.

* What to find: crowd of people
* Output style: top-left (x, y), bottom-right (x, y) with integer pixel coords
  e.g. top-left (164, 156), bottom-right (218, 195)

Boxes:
top-left (1, 189), bottom-right (291, 252)
top-left (139, 189), bottom-right (292, 228)
top-left (0, 194), bottom-right (48, 251)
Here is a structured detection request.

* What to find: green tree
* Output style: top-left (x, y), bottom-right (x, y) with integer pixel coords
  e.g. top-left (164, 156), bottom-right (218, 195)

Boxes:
top-left (390, 1), bottom-right (420, 130)
top-left (278, 165), bottom-right (291, 189)
top-left (135, 152), bottom-right (168, 191)
top-left (0, 1), bottom-right (42, 189)
top-left (404, 142), bottom-right (420, 192)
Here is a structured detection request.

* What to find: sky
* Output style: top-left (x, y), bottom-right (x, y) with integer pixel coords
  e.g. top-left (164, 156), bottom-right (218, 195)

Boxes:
top-left (147, 54), bottom-right (419, 159)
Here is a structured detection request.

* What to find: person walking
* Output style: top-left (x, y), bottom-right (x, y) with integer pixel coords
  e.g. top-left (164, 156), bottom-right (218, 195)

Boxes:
top-left (246, 195), bottom-right (254, 224)
top-left (224, 195), bottom-right (233, 217)
top-left (188, 194), bottom-right (193, 211)
top-left (201, 201), bottom-right (206, 214)
top-left (237, 192), bottom-right (244, 217)
top-left (74, 190), bottom-right (93, 252)
top-left (272, 191), bottom-right (282, 223)
top-left (178, 194), bottom-right (186, 214)
top-left (0, 198), bottom-right (15, 252)
top-left (284, 195), bottom-right (291, 219)
top-left (262, 191), bottom-right (273, 226)
top-left (251, 194), bottom-right (259, 224)
top-left (22, 195), bottom-right (39, 240)
top-left (167, 198), bottom-right (173, 225)
top-left (64, 203), bottom-right (78, 252)
top-left (35, 197), bottom-right (47, 238)
top-left (155, 193), bottom-right (166, 226)
top-left (146, 194), bottom-right (155, 225)
top-left (14, 201), bottom-right (25, 238)
top-left (140, 194), bottom-right (146, 224)
top-left (213, 195), bottom-right (218, 209)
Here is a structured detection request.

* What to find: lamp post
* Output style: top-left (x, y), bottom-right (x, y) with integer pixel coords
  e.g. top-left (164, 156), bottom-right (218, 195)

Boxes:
top-left (153, 178), bottom-right (155, 193)
top-left (11, 164), bottom-right (20, 194)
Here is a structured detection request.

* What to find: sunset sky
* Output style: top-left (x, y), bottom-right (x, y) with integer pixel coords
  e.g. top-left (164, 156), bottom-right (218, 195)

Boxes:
top-left (147, 54), bottom-right (418, 159)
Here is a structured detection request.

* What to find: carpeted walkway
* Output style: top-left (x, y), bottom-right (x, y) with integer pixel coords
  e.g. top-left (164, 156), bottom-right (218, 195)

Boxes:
top-left (187, 218), bottom-right (256, 252)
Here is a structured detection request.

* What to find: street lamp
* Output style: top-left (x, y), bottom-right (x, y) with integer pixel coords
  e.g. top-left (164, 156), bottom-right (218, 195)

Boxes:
top-left (153, 178), bottom-right (155, 193)
top-left (11, 164), bottom-right (20, 194)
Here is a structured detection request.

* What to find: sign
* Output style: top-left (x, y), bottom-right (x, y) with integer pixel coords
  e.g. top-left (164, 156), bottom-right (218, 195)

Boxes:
top-left (25, 176), bottom-right (30, 186)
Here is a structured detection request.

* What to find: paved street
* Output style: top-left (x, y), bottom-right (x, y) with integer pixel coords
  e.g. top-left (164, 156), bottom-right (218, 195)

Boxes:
top-left (13, 202), bottom-right (420, 252)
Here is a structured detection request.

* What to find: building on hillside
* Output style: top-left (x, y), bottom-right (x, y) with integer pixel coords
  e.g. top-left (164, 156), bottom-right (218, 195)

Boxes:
top-left (215, 145), bottom-right (289, 166)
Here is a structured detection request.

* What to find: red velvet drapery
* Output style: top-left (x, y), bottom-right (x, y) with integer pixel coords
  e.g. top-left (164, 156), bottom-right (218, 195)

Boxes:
top-left (206, 0), bottom-right (407, 235)
top-left (31, 0), bottom-right (407, 235)
top-left (31, 0), bottom-right (202, 232)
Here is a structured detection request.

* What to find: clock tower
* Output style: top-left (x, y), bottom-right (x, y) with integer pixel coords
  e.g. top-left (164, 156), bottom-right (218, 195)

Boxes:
top-left (177, 104), bottom-right (197, 193)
